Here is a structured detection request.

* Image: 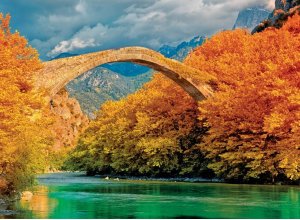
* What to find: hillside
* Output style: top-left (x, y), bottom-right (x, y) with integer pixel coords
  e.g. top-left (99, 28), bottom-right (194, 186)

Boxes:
top-left (66, 69), bottom-right (152, 118)
top-left (252, 0), bottom-right (300, 33)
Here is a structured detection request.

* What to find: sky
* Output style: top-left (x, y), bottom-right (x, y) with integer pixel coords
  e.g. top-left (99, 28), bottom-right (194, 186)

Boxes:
top-left (0, 0), bottom-right (275, 60)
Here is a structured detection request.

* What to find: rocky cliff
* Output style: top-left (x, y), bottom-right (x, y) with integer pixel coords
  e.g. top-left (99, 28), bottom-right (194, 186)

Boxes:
top-left (50, 89), bottom-right (89, 149)
top-left (275, 0), bottom-right (300, 12)
top-left (233, 7), bottom-right (270, 31)
top-left (252, 0), bottom-right (300, 33)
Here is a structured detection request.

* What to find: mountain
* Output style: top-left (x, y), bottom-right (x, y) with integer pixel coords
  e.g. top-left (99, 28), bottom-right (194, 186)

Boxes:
top-left (158, 45), bottom-right (177, 58)
top-left (252, 0), bottom-right (300, 34)
top-left (233, 7), bottom-right (271, 31)
top-left (275, 0), bottom-right (299, 12)
top-left (66, 68), bottom-right (152, 118)
top-left (102, 62), bottom-right (150, 77)
top-left (63, 35), bottom-right (206, 118)
top-left (51, 52), bottom-right (78, 60)
top-left (159, 36), bottom-right (206, 61)
top-left (101, 36), bottom-right (206, 76)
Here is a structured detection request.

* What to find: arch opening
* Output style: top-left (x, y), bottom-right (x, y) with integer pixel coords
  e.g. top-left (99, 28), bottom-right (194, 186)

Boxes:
top-left (35, 47), bottom-right (214, 101)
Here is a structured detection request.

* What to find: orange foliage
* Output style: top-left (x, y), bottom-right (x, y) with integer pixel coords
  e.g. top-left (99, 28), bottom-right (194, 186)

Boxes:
top-left (67, 13), bottom-right (300, 183)
top-left (67, 73), bottom-right (211, 176)
top-left (185, 13), bottom-right (300, 182)
top-left (0, 14), bottom-right (53, 194)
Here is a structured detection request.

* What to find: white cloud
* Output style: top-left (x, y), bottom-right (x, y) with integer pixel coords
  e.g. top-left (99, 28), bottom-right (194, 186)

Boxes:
top-left (114, 0), bottom-right (237, 46)
top-left (267, 0), bottom-right (275, 10)
top-left (48, 23), bottom-right (109, 57)
top-left (2, 0), bottom-right (274, 59)
top-left (48, 38), bottom-right (97, 56)
top-left (75, 0), bottom-right (87, 14)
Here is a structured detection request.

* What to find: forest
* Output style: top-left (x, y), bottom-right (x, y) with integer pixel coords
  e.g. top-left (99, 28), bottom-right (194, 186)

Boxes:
top-left (66, 13), bottom-right (300, 184)
top-left (0, 11), bottom-right (300, 200)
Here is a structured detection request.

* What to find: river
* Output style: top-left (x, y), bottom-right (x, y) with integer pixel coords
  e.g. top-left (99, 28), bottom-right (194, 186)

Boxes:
top-left (3, 172), bottom-right (300, 219)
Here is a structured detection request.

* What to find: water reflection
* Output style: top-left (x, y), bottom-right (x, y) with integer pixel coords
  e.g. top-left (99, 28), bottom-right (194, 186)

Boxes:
top-left (7, 173), bottom-right (300, 219)
top-left (17, 186), bottom-right (57, 219)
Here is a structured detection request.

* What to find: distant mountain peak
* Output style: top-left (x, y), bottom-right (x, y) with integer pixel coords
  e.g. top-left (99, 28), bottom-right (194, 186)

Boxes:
top-left (51, 52), bottom-right (78, 61)
top-left (233, 7), bottom-right (271, 31)
top-left (158, 35), bottom-right (206, 61)
top-left (158, 45), bottom-right (177, 58)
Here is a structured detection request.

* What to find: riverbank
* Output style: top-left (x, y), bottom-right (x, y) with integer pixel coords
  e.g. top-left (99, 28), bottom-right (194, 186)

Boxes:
top-left (96, 174), bottom-right (223, 183)
top-left (44, 171), bottom-right (222, 183)
top-left (44, 171), bottom-right (300, 185)
top-left (0, 196), bottom-right (18, 217)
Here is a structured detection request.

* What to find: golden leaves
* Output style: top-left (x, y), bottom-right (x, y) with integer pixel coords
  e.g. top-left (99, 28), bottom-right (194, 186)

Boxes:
top-left (0, 14), bottom-right (53, 194)
top-left (264, 113), bottom-right (287, 133)
top-left (185, 13), bottom-right (300, 182)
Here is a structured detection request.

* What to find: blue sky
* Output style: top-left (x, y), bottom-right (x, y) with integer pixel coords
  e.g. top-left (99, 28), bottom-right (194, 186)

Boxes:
top-left (0, 0), bottom-right (274, 60)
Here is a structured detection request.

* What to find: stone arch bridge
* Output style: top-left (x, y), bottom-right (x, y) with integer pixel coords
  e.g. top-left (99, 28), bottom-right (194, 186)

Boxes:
top-left (35, 47), bottom-right (215, 101)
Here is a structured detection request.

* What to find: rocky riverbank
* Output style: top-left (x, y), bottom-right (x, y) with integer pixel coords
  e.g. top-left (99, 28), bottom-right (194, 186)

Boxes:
top-left (0, 196), bottom-right (18, 217)
top-left (0, 190), bottom-right (34, 217)
top-left (39, 171), bottom-right (223, 184)
top-left (95, 174), bottom-right (223, 183)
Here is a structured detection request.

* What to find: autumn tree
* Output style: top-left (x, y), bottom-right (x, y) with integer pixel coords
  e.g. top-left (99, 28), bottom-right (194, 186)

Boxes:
top-left (67, 13), bottom-right (299, 184)
top-left (185, 13), bottom-right (300, 183)
top-left (66, 74), bottom-right (212, 177)
top-left (0, 14), bottom-right (53, 195)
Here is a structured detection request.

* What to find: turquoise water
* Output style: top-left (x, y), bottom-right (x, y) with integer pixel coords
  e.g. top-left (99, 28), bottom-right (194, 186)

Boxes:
top-left (6, 173), bottom-right (300, 219)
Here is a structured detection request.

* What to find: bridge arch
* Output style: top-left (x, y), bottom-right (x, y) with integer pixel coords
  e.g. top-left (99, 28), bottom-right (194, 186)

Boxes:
top-left (35, 47), bottom-right (214, 101)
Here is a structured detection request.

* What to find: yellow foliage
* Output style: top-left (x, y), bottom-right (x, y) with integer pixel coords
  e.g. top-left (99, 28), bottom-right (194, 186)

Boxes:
top-left (0, 14), bottom-right (53, 195)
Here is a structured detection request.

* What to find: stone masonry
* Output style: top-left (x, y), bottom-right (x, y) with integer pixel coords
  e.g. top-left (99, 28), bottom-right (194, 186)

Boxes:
top-left (34, 47), bottom-right (215, 102)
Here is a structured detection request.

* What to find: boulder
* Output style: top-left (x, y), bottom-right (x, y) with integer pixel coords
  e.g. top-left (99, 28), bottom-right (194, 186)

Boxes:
top-left (21, 191), bottom-right (33, 201)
